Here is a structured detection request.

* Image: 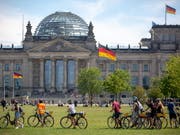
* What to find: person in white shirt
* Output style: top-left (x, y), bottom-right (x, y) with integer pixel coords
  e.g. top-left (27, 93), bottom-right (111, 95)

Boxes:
top-left (67, 100), bottom-right (76, 128)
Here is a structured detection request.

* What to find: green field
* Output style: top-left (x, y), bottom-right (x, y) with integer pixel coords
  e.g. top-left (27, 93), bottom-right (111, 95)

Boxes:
top-left (0, 105), bottom-right (179, 135)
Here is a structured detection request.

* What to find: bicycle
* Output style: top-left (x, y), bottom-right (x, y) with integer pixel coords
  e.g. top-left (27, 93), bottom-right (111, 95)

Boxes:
top-left (0, 109), bottom-right (25, 128)
top-left (27, 111), bottom-right (54, 127)
top-left (60, 112), bottom-right (88, 129)
top-left (170, 107), bottom-right (180, 128)
top-left (107, 112), bottom-right (130, 129)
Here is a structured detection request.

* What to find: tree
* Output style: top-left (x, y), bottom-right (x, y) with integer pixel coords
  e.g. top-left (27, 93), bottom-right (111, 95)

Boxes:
top-left (148, 77), bottom-right (164, 99)
top-left (160, 55), bottom-right (180, 98)
top-left (132, 86), bottom-right (147, 104)
top-left (103, 69), bottom-right (131, 100)
top-left (77, 67), bottom-right (103, 106)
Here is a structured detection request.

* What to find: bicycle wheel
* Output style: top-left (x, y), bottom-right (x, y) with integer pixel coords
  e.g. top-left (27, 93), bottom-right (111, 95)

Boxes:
top-left (107, 116), bottom-right (116, 128)
top-left (0, 116), bottom-right (8, 128)
top-left (44, 115), bottom-right (54, 127)
top-left (60, 116), bottom-right (72, 128)
top-left (27, 115), bottom-right (39, 127)
top-left (121, 117), bottom-right (130, 129)
top-left (19, 116), bottom-right (25, 124)
top-left (171, 118), bottom-right (179, 128)
top-left (143, 118), bottom-right (151, 129)
top-left (159, 117), bottom-right (168, 129)
top-left (135, 118), bottom-right (143, 129)
top-left (154, 118), bottom-right (162, 129)
top-left (77, 117), bottom-right (88, 129)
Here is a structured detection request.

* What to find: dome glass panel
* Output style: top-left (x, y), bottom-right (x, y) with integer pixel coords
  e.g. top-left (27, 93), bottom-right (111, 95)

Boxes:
top-left (34, 12), bottom-right (88, 37)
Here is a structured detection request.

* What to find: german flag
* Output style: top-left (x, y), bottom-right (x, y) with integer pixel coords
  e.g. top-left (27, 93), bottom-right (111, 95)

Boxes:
top-left (166, 5), bottom-right (176, 14)
top-left (13, 72), bottom-right (23, 79)
top-left (98, 47), bottom-right (116, 61)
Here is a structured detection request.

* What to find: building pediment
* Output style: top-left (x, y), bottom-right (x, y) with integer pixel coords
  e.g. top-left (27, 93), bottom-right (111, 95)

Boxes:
top-left (27, 38), bottom-right (90, 53)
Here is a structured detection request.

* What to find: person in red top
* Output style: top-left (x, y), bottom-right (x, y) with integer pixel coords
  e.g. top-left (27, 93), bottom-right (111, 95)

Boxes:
top-left (36, 99), bottom-right (46, 126)
top-left (110, 99), bottom-right (121, 128)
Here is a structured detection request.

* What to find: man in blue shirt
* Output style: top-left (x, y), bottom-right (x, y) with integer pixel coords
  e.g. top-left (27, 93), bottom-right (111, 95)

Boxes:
top-left (167, 98), bottom-right (177, 128)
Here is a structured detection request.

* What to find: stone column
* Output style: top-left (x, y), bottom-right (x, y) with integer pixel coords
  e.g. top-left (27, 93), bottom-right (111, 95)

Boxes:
top-left (63, 59), bottom-right (67, 92)
top-left (51, 58), bottom-right (55, 93)
top-left (139, 62), bottom-right (143, 86)
top-left (40, 59), bottom-right (44, 92)
top-left (75, 59), bottom-right (78, 88)
top-left (28, 59), bottom-right (33, 95)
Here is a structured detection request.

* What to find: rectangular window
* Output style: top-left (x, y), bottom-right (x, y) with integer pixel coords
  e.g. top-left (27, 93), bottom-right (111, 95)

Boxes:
top-left (143, 64), bottom-right (149, 72)
top-left (109, 63), bottom-right (115, 72)
top-left (15, 64), bottom-right (21, 71)
top-left (131, 76), bottom-right (139, 86)
top-left (55, 60), bottom-right (64, 91)
top-left (120, 63), bottom-right (127, 70)
top-left (67, 60), bottom-right (75, 89)
top-left (4, 64), bottom-right (9, 71)
top-left (131, 64), bottom-right (139, 72)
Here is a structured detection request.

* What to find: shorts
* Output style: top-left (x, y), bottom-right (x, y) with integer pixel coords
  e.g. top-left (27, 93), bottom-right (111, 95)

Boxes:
top-left (70, 113), bottom-right (76, 117)
top-left (114, 112), bottom-right (120, 119)
top-left (169, 113), bottom-right (177, 120)
top-left (15, 111), bottom-right (21, 120)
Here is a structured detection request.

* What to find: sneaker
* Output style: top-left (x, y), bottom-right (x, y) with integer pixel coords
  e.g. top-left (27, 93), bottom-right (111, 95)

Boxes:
top-left (20, 124), bottom-right (24, 128)
top-left (15, 127), bottom-right (19, 129)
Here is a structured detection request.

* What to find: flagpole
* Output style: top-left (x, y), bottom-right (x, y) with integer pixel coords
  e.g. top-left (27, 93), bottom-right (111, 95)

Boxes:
top-left (3, 78), bottom-right (5, 100)
top-left (165, 4), bottom-right (167, 25)
top-left (13, 74), bottom-right (14, 99)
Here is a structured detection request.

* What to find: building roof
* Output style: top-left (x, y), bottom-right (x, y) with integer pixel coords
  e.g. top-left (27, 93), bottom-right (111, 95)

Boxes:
top-left (152, 24), bottom-right (180, 29)
top-left (34, 12), bottom-right (88, 37)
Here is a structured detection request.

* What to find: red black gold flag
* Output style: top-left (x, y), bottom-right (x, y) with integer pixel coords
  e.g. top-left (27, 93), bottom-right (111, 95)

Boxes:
top-left (13, 72), bottom-right (23, 79)
top-left (98, 47), bottom-right (116, 61)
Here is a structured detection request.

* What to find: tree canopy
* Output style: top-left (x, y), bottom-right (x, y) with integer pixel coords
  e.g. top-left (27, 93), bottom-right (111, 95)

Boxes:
top-left (77, 67), bottom-right (103, 106)
top-left (160, 55), bottom-right (180, 97)
top-left (103, 69), bottom-right (131, 99)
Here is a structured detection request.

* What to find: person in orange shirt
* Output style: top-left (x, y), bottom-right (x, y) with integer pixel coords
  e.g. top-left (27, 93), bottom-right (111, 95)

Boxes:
top-left (36, 99), bottom-right (46, 126)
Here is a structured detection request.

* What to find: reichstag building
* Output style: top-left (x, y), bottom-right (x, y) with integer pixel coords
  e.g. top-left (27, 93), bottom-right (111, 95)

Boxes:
top-left (0, 12), bottom-right (180, 100)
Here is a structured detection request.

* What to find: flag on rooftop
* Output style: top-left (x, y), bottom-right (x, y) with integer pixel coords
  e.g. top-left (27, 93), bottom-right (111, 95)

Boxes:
top-left (13, 72), bottom-right (23, 79)
top-left (98, 47), bottom-right (116, 61)
top-left (166, 5), bottom-right (176, 14)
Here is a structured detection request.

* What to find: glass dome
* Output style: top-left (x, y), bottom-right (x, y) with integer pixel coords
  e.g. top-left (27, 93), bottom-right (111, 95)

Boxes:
top-left (34, 12), bottom-right (88, 37)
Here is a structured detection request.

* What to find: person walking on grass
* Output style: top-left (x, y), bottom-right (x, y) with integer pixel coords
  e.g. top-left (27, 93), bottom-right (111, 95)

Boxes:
top-left (12, 100), bottom-right (24, 129)
top-left (167, 98), bottom-right (177, 128)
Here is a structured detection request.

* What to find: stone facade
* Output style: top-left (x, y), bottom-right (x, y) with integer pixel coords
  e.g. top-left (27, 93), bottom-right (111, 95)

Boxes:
top-left (0, 13), bottom-right (180, 99)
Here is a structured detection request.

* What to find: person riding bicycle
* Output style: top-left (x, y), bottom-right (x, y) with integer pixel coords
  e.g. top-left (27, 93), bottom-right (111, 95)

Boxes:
top-left (155, 98), bottom-right (164, 114)
top-left (110, 99), bottom-right (121, 128)
top-left (67, 100), bottom-right (76, 128)
top-left (145, 98), bottom-right (157, 128)
top-left (36, 99), bottom-right (46, 126)
top-left (131, 96), bottom-right (143, 128)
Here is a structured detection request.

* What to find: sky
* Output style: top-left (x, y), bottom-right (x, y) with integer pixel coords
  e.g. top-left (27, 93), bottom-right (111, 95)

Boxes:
top-left (0, 0), bottom-right (179, 47)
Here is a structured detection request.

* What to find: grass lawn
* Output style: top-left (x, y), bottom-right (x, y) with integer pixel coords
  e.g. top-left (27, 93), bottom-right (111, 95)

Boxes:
top-left (0, 104), bottom-right (179, 135)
